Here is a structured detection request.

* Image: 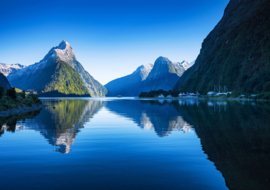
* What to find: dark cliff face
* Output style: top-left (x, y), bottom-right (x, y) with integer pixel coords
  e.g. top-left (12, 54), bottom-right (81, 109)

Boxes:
top-left (0, 72), bottom-right (11, 90)
top-left (174, 0), bottom-right (270, 94)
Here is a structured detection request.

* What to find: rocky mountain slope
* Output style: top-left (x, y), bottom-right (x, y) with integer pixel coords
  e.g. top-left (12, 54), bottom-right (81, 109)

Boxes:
top-left (174, 0), bottom-right (270, 95)
top-left (174, 60), bottom-right (194, 70)
top-left (25, 58), bottom-right (90, 96)
top-left (0, 63), bottom-right (26, 76)
top-left (105, 64), bottom-right (153, 96)
top-left (0, 72), bottom-right (11, 90)
top-left (7, 40), bottom-right (108, 97)
top-left (141, 56), bottom-right (186, 92)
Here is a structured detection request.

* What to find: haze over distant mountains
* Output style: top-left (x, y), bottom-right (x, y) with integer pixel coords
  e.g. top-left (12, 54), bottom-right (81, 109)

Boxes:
top-left (105, 56), bottom-right (194, 96)
top-left (105, 63), bottom-right (153, 96)
top-left (7, 41), bottom-right (108, 97)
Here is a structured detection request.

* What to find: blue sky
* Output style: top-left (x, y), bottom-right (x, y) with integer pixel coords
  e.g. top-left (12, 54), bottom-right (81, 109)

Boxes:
top-left (0, 0), bottom-right (229, 84)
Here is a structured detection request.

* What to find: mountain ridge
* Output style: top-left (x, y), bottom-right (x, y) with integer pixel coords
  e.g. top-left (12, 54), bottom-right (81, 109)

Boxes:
top-left (173, 0), bottom-right (270, 95)
top-left (141, 56), bottom-right (186, 92)
top-left (7, 41), bottom-right (107, 97)
top-left (0, 63), bottom-right (26, 76)
top-left (105, 63), bottom-right (153, 96)
top-left (106, 56), bottom-right (193, 96)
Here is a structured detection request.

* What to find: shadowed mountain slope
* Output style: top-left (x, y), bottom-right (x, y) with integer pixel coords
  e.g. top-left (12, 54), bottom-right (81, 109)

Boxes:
top-left (174, 0), bottom-right (270, 94)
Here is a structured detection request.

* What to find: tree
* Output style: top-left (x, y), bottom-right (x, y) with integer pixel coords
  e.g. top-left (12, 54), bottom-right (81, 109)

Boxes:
top-left (263, 81), bottom-right (270, 92)
top-left (6, 87), bottom-right (17, 99)
top-left (18, 90), bottom-right (26, 99)
top-left (0, 86), bottom-right (4, 99)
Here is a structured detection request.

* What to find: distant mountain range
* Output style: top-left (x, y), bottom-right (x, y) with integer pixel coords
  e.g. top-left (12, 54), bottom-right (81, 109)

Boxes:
top-left (140, 57), bottom-right (187, 92)
top-left (174, 0), bottom-right (270, 95)
top-left (6, 41), bottom-right (108, 97)
top-left (0, 63), bottom-right (26, 76)
top-left (105, 56), bottom-right (194, 96)
top-left (0, 42), bottom-right (194, 97)
top-left (105, 63), bottom-right (153, 96)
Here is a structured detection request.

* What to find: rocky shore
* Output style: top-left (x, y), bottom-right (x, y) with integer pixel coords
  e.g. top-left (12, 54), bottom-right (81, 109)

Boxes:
top-left (0, 104), bottom-right (45, 117)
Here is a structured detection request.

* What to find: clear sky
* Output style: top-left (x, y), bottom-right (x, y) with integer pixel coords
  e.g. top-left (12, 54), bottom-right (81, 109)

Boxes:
top-left (0, 0), bottom-right (229, 85)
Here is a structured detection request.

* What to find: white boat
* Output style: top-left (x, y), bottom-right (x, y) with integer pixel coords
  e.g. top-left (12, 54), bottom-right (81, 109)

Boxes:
top-left (158, 94), bottom-right (165, 98)
top-left (179, 92), bottom-right (199, 98)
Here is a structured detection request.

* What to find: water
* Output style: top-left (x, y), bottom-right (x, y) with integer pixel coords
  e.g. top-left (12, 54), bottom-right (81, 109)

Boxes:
top-left (0, 98), bottom-right (270, 190)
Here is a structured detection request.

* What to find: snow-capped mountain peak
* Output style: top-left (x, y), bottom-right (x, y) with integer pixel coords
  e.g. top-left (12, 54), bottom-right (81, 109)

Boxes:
top-left (40, 40), bottom-right (76, 66)
top-left (134, 63), bottom-right (153, 74)
top-left (173, 60), bottom-right (195, 70)
top-left (0, 62), bottom-right (27, 76)
top-left (155, 56), bottom-right (172, 64)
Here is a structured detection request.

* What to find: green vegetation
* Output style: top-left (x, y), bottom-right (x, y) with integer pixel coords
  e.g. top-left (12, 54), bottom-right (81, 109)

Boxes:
top-left (6, 87), bottom-right (17, 99)
top-left (0, 86), bottom-right (42, 112)
top-left (41, 59), bottom-right (90, 96)
top-left (26, 58), bottom-right (90, 97)
top-left (0, 86), bottom-right (4, 99)
top-left (173, 1), bottom-right (270, 96)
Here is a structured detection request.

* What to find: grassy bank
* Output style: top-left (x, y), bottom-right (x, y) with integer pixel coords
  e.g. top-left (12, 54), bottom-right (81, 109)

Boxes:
top-left (0, 87), bottom-right (42, 112)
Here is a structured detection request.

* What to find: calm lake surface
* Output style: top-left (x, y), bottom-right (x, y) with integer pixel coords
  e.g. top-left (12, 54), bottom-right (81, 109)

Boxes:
top-left (0, 98), bottom-right (270, 190)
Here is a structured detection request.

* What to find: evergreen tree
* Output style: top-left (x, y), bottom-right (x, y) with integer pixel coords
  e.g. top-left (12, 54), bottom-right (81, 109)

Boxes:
top-left (6, 87), bottom-right (17, 99)
top-left (0, 86), bottom-right (4, 99)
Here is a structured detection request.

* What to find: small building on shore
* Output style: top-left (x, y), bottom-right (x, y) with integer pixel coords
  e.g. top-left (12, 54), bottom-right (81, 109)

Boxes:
top-left (158, 94), bottom-right (165, 98)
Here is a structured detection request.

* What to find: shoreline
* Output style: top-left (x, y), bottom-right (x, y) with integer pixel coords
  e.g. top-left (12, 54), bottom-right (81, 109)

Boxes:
top-left (0, 104), bottom-right (45, 117)
top-left (137, 97), bottom-right (269, 102)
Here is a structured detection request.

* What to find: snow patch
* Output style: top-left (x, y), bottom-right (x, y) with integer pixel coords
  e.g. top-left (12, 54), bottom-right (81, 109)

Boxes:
top-left (0, 62), bottom-right (27, 76)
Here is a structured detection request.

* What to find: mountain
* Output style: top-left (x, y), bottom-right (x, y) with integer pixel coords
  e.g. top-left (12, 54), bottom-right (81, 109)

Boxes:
top-left (105, 63), bottom-right (153, 96)
top-left (141, 56), bottom-right (186, 92)
top-left (31, 58), bottom-right (90, 96)
top-left (174, 60), bottom-right (194, 70)
top-left (7, 40), bottom-right (108, 97)
top-left (0, 63), bottom-right (26, 76)
top-left (0, 72), bottom-right (11, 90)
top-left (183, 60), bottom-right (194, 70)
top-left (174, 0), bottom-right (270, 95)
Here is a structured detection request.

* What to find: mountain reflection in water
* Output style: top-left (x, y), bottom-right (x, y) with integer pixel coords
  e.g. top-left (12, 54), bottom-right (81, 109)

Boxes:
top-left (175, 100), bottom-right (270, 190)
top-left (106, 100), bottom-right (194, 136)
top-left (0, 99), bottom-right (270, 190)
top-left (0, 99), bottom-right (105, 154)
